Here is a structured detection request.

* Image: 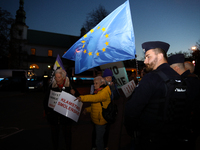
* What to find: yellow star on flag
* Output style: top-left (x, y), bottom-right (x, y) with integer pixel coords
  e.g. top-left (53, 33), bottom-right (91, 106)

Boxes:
top-left (102, 47), bottom-right (106, 52)
top-left (96, 52), bottom-right (100, 56)
top-left (88, 52), bottom-right (92, 56)
top-left (84, 34), bottom-right (87, 38)
top-left (90, 29), bottom-right (94, 33)
top-left (105, 34), bottom-right (109, 38)
top-left (105, 41), bottom-right (109, 46)
top-left (82, 44), bottom-right (85, 48)
top-left (97, 26), bottom-right (101, 29)
top-left (81, 40), bottom-right (86, 43)
top-left (101, 27), bottom-right (106, 32)
top-left (84, 49), bottom-right (87, 54)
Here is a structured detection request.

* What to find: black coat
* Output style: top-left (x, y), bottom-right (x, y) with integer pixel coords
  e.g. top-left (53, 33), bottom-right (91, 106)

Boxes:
top-left (43, 79), bottom-right (80, 125)
top-left (124, 63), bottom-right (182, 133)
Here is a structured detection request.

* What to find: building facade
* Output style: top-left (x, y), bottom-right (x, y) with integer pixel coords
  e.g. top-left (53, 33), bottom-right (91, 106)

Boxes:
top-left (10, 0), bottom-right (80, 76)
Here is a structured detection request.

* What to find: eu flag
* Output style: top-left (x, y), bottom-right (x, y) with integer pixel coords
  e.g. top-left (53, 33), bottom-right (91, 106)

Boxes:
top-left (62, 0), bottom-right (136, 74)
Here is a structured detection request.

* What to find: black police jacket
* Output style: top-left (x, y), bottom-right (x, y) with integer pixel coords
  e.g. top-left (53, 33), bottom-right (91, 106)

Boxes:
top-left (124, 63), bottom-right (182, 134)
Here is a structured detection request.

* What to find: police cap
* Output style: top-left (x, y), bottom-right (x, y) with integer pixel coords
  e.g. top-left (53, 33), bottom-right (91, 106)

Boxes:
top-left (142, 41), bottom-right (170, 53)
top-left (168, 54), bottom-right (185, 65)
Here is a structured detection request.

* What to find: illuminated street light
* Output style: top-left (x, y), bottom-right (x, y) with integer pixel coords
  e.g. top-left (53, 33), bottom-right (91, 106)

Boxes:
top-left (191, 46), bottom-right (197, 51)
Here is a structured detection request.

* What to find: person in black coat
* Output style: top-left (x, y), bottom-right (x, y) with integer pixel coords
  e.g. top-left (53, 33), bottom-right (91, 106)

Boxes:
top-left (168, 54), bottom-right (200, 150)
top-left (43, 69), bottom-right (80, 150)
top-left (124, 41), bottom-right (199, 150)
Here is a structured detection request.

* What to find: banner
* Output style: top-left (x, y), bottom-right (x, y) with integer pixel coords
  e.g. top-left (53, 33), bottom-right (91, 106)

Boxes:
top-left (100, 61), bottom-right (129, 88)
top-left (48, 90), bottom-right (61, 109)
top-left (121, 80), bottom-right (136, 98)
top-left (54, 91), bottom-right (83, 122)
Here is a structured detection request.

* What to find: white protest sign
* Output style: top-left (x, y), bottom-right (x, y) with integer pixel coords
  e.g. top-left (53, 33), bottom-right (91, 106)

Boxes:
top-left (100, 61), bottom-right (129, 88)
top-left (48, 90), bottom-right (61, 109)
top-left (121, 80), bottom-right (136, 98)
top-left (54, 91), bottom-right (83, 122)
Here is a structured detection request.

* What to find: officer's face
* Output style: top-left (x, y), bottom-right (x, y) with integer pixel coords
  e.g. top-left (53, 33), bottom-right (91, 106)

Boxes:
top-left (144, 49), bottom-right (158, 72)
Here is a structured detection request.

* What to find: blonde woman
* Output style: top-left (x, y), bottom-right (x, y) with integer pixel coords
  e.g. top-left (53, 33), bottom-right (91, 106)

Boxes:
top-left (43, 69), bottom-right (79, 150)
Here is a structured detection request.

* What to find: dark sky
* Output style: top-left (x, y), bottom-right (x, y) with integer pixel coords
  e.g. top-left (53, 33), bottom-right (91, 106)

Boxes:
top-left (1, 0), bottom-right (200, 60)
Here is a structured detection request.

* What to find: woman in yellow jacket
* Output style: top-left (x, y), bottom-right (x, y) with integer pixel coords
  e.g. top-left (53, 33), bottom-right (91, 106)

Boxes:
top-left (76, 76), bottom-right (111, 150)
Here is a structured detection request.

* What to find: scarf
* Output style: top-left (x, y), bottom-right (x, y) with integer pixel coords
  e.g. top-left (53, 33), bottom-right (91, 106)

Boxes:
top-left (57, 79), bottom-right (66, 90)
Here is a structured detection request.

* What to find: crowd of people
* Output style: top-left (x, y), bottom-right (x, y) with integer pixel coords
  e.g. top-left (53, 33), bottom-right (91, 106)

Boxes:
top-left (43, 41), bottom-right (200, 150)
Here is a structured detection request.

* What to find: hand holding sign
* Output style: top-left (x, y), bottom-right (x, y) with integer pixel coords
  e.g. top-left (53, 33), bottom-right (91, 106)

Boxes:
top-left (74, 97), bottom-right (81, 102)
top-left (54, 91), bottom-right (83, 122)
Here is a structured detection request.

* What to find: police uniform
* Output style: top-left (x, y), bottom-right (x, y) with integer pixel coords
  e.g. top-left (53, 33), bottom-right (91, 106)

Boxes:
top-left (169, 54), bottom-right (200, 149)
top-left (124, 42), bottom-right (194, 150)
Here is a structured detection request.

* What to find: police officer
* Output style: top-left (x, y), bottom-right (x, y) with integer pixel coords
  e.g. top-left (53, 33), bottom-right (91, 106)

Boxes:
top-left (168, 54), bottom-right (200, 149)
top-left (124, 41), bottom-right (195, 150)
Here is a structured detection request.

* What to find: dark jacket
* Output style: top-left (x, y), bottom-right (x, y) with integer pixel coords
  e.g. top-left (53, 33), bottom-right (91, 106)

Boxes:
top-left (124, 63), bottom-right (182, 134)
top-left (43, 77), bottom-right (80, 125)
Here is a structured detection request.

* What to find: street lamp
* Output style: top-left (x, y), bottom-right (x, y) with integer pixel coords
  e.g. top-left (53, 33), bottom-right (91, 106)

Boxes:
top-left (191, 46), bottom-right (197, 51)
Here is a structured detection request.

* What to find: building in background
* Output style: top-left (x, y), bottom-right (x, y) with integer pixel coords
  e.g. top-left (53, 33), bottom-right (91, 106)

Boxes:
top-left (10, 0), bottom-right (81, 76)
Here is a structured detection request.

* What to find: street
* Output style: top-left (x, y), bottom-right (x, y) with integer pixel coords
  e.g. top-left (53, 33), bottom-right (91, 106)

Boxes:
top-left (0, 87), bottom-right (132, 150)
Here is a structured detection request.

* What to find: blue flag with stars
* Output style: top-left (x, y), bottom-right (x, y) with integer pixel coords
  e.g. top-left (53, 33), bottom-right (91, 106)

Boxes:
top-left (62, 0), bottom-right (136, 74)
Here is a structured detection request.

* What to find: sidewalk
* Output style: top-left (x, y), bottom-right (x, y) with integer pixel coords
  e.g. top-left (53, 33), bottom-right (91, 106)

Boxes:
top-left (0, 89), bottom-right (132, 150)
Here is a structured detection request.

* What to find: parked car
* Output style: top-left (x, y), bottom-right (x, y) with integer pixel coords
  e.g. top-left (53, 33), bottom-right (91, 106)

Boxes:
top-left (0, 76), bottom-right (23, 91)
top-left (26, 76), bottom-right (43, 90)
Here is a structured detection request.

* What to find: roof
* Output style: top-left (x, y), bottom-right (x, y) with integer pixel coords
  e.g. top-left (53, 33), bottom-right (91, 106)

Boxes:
top-left (27, 29), bottom-right (80, 48)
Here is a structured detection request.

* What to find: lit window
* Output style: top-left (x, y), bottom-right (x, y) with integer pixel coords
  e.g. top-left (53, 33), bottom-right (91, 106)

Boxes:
top-left (48, 50), bottom-right (53, 56)
top-left (31, 48), bottom-right (36, 55)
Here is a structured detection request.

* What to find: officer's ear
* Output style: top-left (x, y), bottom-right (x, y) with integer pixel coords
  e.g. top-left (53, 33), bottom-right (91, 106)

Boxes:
top-left (157, 53), bottom-right (164, 62)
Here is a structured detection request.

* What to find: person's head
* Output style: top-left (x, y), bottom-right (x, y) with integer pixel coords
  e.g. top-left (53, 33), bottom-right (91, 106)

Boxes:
top-left (140, 67), bottom-right (147, 77)
top-left (142, 41), bottom-right (170, 72)
top-left (168, 54), bottom-right (185, 75)
top-left (93, 76), bottom-right (105, 90)
top-left (102, 68), bottom-right (113, 82)
top-left (55, 69), bottom-right (67, 85)
top-left (184, 61), bottom-right (195, 73)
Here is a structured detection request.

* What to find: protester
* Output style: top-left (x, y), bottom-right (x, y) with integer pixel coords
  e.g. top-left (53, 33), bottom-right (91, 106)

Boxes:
top-left (75, 76), bottom-right (111, 150)
top-left (124, 41), bottom-right (200, 150)
top-left (138, 67), bottom-right (147, 82)
top-left (101, 68), bottom-right (120, 150)
top-left (128, 71), bottom-right (138, 85)
top-left (184, 61), bottom-right (195, 74)
top-left (43, 69), bottom-right (79, 150)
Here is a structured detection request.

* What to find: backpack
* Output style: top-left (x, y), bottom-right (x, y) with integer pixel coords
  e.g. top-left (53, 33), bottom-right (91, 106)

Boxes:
top-left (143, 70), bottom-right (190, 132)
top-left (154, 71), bottom-right (189, 131)
top-left (101, 100), bottom-right (118, 124)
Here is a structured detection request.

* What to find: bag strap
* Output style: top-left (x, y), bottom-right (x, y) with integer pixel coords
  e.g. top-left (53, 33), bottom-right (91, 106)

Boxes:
top-left (154, 70), bottom-right (170, 97)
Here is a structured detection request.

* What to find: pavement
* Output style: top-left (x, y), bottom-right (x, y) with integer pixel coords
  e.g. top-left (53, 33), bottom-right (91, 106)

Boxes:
top-left (0, 88), bottom-right (132, 150)
top-left (1, 88), bottom-right (200, 150)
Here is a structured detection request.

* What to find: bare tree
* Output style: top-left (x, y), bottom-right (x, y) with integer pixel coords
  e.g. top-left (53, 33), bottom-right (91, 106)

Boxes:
top-left (0, 8), bottom-right (14, 56)
top-left (0, 7), bottom-right (14, 68)
top-left (83, 5), bottom-right (109, 32)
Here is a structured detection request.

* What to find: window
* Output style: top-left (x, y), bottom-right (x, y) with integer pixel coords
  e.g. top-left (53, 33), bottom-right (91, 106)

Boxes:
top-left (29, 64), bottom-right (39, 69)
top-left (31, 48), bottom-right (36, 55)
top-left (48, 50), bottom-right (53, 56)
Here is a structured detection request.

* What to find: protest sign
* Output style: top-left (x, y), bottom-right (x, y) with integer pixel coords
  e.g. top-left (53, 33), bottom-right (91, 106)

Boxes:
top-left (121, 80), bottom-right (136, 98)
top-left (54, 91), bottom-right (83, 122)
top-left (101, 61), bottom-right (129, 88)
top-left (48, 90), bottom-right (61, 109)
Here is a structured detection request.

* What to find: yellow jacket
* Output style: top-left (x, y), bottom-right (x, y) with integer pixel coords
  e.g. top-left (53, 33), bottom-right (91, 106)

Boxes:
top-left (80, 85), bottom-right (111, 125)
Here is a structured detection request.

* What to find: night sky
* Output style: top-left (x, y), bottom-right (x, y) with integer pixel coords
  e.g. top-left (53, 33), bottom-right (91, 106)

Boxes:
top-left (1, 0), bottom-right (200, 60)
